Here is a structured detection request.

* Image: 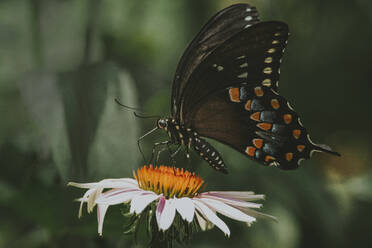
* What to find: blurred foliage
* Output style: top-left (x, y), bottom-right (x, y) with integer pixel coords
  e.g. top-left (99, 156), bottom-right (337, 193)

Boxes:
top-left (0, 0), bottom-right (371, 247)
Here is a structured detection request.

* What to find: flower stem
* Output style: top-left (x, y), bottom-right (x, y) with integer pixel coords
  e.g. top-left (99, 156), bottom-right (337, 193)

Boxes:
top-left (150, 238), bottom-right (172, 248)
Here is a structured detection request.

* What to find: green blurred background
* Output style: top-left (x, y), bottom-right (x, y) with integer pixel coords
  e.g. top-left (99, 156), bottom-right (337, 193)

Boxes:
top-left (1, 0), bottom-right (371, 247)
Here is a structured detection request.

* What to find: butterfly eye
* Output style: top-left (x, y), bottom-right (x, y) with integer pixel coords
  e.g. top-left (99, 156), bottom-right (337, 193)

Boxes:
top-left (157, 119), bottom-right (168, 129)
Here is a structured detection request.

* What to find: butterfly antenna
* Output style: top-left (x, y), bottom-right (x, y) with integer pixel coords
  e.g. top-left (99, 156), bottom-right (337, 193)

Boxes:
top-left (114, 98), bottom-right (142, 111)
top-left (133, 112), bottom-right (161, 119)
top-left (115, 98), bottom-right (161, 119)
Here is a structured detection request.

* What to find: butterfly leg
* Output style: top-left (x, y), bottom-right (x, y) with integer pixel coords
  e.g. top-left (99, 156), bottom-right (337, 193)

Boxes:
top-left (167, 143), bottom-right (179, 165)
top-left (170, 145), bottom-right (182, 158)
top-left (149, 140), bottom-right (171, 164)
top-left (156, 141), bottom-right (177, 164)
top-left (137, 127), bottom-right (159, 164)
top-left (156, 146), bottom-right (168, 164)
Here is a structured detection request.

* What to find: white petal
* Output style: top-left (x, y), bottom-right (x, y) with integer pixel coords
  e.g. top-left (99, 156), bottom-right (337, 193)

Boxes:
top-left (68, 182), bottom-right (99, 189)
top-left (195, 211), bottom-right (208, 231)
top-left (96, 189), bottom-right (142, 205)
top-left (97, 204), bottom-right (109, 236)
top-left (156, 196), bottom-right (166, 226)
top-left (174, 197), bottom-right (195, 223)
top-left (157, 198), bottom-right (176, 231)
top-left (198, 198), bottom-right (256, 224)
top-left (235, 205), bottom-right (277, 222)
top-left (68, 178), bottom-right (138, 189)
top-left (200, 191), bottom-right (265, 201)
top-left (199, 194), bottom-right (262, 209)
top-left (87, 188), bottom-right (103, 213)
top-left (77, 188), bottom-right (96, 217)
top-left (130, 193), bottom-right (160, 214)
top-left (98, 178), bottom-right (139, 188)
top-left (193, 200), bottom-right (230, 236)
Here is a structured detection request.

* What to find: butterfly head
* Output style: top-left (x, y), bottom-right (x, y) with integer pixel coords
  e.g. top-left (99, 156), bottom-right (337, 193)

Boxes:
top-left (157, 118), bottom-right (170, 131)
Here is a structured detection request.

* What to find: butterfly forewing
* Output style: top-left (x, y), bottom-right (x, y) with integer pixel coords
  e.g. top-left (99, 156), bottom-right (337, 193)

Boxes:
top-left (171, 3), bottom-right (260, 117)
top-left (179, 21), bottom-right (288, 120)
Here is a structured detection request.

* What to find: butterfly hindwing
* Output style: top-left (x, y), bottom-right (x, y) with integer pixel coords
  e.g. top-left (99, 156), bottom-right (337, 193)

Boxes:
top-left (172, 3), bottom-right (260, 117)
top-left (189, 86), bottom-right (327, 169)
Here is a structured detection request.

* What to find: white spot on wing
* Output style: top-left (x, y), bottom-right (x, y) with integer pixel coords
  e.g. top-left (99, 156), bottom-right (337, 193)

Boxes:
top-left (217, 65), bottom-right (224, 71)
top-left (237, 55), bottom-right (246, 59)
top-left (246, 7), bottom-right (252, 12)
top-left (307, 134), bottom-right (316, 146)
top-left (262, 78), bottom-right (271, 86)
top-left (245, 16), bottom-right (253, 21)
top-left (240, 62), bottom-right (248, 68)
top-left (263, 67), bottom-right (272, 74)
top-left (265, 57), bottom-right (273, 63)
top-left (238, 72), bottom-right (248, 78)
top-left (297, 158), bottom-right (305, 165)
top-left (298, 118), bottom-right (303, 126)
top-left (307, 134), bottom-right (317, 146)
top-left (310, 149), bottom-right (321, 157)
top-left (270, 161), bottom-right (280, 167)
top-left (271, 89), bottom-right (279, 95)
top-left (287, 102), bottom-right (294, 110)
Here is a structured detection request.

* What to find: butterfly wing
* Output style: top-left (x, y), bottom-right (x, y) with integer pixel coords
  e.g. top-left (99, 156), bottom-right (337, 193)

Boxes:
top-left (178, 21), bottom-right (339, 169)
top-left (171, 3), bottom-right (260, 117)
top-left (179, 21), bottom-right (287, 119)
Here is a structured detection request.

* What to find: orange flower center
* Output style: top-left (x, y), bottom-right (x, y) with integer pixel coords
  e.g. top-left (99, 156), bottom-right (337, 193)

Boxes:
top-left (133, 165), bottom-right (204, 198)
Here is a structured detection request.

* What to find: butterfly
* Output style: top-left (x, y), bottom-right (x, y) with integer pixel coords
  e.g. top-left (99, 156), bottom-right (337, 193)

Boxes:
top-left (149, 3), bottom-right (340, 174)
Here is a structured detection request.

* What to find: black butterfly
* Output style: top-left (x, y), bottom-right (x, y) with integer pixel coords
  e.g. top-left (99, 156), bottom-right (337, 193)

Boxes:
top-left (149, 3), bottom-right (340, 174)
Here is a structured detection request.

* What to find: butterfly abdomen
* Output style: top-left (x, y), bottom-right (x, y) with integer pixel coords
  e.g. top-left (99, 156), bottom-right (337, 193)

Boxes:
top-left (193, 136), bottom-right (228, 174)
top-left (158, 118), bottom-right (228, 173)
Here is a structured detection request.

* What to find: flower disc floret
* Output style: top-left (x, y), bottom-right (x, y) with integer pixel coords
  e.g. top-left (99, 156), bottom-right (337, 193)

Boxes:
top-left (134, 165), bottom-right (204, 198)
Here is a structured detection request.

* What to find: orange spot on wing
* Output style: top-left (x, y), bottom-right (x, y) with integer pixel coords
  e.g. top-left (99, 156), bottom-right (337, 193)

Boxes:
top-left (254, 87), bottom-right (264, 97)
top-left (297, 145), bottom-right (305, 152)
top-left (250, 112), bottom-right (261, 121)
top-left (285, 152), bottom-right (293, 161)
top-left (229, 88), bottom-right (240, 102)
top-left (271, 99), bottom-right (280, 109)
top-left (245, 146), bottom-right (256, 157)
top-left (265, 155), bottom-right (275, 162)
top-left (257, 123), bottom-right (272, 131)
top-left (293, 129), bottom-right (301, 139)
top-left (283, 114), bottom-right (292, 124)
top-left (253, 138), bottom-right (263, 149)
top-left (245, 99), bottom-right (252, 111)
